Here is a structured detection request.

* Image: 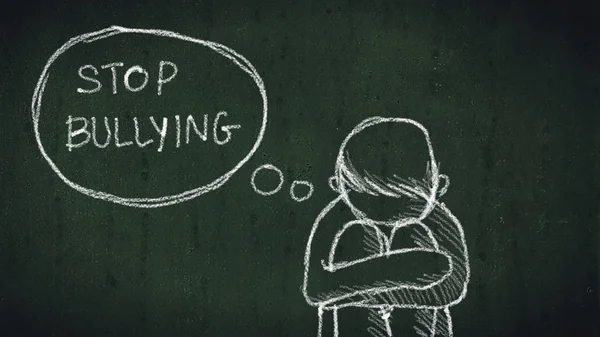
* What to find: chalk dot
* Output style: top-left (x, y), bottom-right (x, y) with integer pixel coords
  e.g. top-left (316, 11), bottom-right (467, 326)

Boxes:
top-left (251, 164), bottom-right (284, 196)
top-left (290, 180), bottom-right (314, 202)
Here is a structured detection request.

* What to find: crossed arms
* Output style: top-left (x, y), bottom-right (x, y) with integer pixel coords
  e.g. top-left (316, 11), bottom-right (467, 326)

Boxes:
top-left (303, 195), bottom-right (469, 309)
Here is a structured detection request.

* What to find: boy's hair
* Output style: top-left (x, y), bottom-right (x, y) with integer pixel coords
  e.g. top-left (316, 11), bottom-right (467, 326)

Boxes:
top-left (333, 117), bottom-right (445, 220)
top-left (337, 154), bottom-right (436, 200)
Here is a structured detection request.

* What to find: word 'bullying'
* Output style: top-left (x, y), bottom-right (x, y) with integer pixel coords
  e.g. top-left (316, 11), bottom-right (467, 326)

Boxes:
top-left (66, 61), bottom-right (242, 152)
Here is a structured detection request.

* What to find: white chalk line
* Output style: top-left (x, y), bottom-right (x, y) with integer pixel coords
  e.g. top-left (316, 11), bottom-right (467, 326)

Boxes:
top-left (250, 163), bottom-right (284, 196)
top-left (249, 163), bottom-right (315, 202)
top-left (290, 180), bottom-right (314, 202)
top-left (303, 117), bottom-right (470, 337)
top-left (32, 25), bottom-right (268, 208)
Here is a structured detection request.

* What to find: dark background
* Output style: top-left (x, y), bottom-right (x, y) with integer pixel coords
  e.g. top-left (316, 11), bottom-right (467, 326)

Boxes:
top-left (1, 0), bottom-right (599, 336)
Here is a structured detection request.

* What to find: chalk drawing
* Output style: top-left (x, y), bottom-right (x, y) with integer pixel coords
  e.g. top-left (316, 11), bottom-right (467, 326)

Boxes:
top-left (251, 164), bottom-right (284, 196)
top-left (290, 180), bottom-right (314, 202)
top-left (32, 26), bottom-right (268, 208)
top-left (303, 117), bottom-right (470, 337)
top-left (250, 164), bottom-right (316, 202)
top-left (79, 61), bottom-right (178, 95)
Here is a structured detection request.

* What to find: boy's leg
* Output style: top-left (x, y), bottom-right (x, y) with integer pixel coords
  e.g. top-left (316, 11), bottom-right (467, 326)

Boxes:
top-left (367, 307), bottom-right (394, 337)
top-left (325, 307), bottom-right (453, 337)
top-left (318, 306), bottom-right (339, 337)
top-left (413, 308), bottom-right (453, 337)
top-left (370, 307), bottom-right (428, 337)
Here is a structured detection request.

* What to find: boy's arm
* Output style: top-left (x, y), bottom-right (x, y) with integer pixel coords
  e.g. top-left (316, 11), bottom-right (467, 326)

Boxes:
top-left (354, 203), bottom-right (469, 308)
top-left (418, 202), bottom-right (470, 306)
top-left (303, 196), bottom-right (452, 307)
top-left (307, 247), bottom-right (451, 307)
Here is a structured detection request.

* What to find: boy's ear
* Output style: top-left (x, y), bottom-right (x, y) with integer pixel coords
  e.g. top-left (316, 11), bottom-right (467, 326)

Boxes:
top-left (438, 174), bottom-right (450, 197)
top-left (328, 176), bottom-right (340, 193)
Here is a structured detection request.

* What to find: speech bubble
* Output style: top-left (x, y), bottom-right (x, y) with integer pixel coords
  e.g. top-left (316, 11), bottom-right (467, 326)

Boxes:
top-left (32, 26), bottom-right (268, 208)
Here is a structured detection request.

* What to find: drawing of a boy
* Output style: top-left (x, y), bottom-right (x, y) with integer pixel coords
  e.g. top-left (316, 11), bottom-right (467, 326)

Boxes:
top-left (303, 117), bottom-right (470, 337)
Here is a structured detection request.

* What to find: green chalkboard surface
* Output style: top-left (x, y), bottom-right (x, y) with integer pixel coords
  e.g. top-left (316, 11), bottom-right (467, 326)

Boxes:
top-left (1, 1), bottom-right (599, 336)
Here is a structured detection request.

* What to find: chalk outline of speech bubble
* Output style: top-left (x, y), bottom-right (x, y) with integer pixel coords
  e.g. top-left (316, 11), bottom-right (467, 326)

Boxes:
top-left (32, 26), bottom-right (268, 208)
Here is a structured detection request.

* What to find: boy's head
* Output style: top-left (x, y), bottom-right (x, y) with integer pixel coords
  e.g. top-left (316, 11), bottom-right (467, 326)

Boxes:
top-left (330, 117), bottom-right (448, 224)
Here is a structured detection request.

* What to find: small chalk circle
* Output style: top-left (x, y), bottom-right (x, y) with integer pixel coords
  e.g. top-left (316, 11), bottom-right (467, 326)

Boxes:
top-left (290, 180), bottom-right (314, 202)
top-left (251, 163), bottom-right (284, 196)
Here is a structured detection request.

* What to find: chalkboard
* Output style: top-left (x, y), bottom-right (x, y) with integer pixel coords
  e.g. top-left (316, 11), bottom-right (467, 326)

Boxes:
top-left (1, 0), bottom-right (599, 336)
